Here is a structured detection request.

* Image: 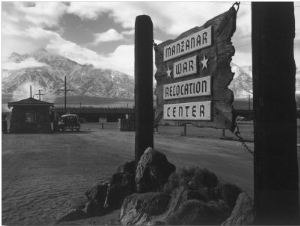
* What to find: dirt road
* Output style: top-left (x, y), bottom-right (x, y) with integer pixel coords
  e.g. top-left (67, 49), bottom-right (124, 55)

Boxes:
top-left (1, 122), bottom-right (298, 225)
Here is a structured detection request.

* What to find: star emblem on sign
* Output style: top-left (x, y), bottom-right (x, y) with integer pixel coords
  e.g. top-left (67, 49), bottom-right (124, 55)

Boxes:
top-left (166, 68), bottom-right (172, 78)
top-left (201, 55), bottom-right (209, 70)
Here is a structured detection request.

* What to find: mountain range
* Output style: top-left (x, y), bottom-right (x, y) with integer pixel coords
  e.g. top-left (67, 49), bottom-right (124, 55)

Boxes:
top-left (2, 49), bottom-right (134, 100)
top-left (2, 48), bottom-right (300, 105)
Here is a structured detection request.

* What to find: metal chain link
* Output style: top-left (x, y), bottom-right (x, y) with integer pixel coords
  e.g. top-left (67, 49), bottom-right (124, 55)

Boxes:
top-left (233, 122), bottom-right (254, 156)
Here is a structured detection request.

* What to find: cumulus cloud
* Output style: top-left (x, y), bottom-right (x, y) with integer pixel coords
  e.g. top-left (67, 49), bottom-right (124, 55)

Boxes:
top-left (121, 29), bottom-right (135, 36)
top-left (2, 57), bottom-right (48, 70)
top-left (2, 1), bottom-right (300, 78)
top-left (92, 29), bottom-right (124, 45)
top-left (13, 2), bottom-right (67, 27)
top-left (67, 2), bottom-right (235, 35)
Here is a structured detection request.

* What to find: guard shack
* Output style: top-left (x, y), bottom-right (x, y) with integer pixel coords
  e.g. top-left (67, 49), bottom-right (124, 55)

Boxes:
top-left (8, 97), bottom-right (54, 133)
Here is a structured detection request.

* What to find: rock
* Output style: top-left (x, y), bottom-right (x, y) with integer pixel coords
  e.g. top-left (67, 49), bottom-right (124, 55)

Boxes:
top-left (85, 181), bottom-right (109, 216)
top-left (85, 200), bottom-right (107, 217)
top-left (85, 180), bottom-right (109, 204)
top-left (105, 172), bottom-right (135, 209)
top-left (166, 199), bottom-right (230, 225)
top-left (183, 189), bottom-right (208, 202)
top-left (221, 183), bottom-right (243, 209)
top-left (117, 160), bottom-right (135, 174)
top-left (120, 192), bottom-right (171, 225)
top-left (135, 147), bottom-right (176, 193)
top-left (55, 209), bottom-right (86, 224)
top-left (221, 193), bottom-right (254, 225)
top-left (166, 186), bottom-right (188, 218)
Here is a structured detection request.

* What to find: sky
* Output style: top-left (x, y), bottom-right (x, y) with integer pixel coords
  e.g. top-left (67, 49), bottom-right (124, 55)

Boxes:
top-left (1, 1), bottom-right (300, 76)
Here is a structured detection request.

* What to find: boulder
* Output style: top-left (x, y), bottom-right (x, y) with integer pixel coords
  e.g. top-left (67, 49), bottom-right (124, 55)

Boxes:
top-left (55, 209), bottom-right (87, 224)
top-left (105, 172), bottom-right (135, 209)
top-left (221, 193), bottom-right (254, 225)
top-left (85, 180), bottom-right (109, 205)
top-left (166, 199), bottom-right (230, 225)
top-left (84, 180), bottom-right (109, 216)
top-left (117, 160), bottom-right (135, 174)
top-left (221, 183), bottom-right (243, 210)
top-left (135, 147), bottom-right (176, 193)
top-left (166, 186), bottom-right (188, 218)
top-left (120, 192), bottom-right (171, 225)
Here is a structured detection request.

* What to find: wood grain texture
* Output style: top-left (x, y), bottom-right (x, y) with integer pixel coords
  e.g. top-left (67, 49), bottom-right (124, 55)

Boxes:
top-left (154, 6), bottom-right (237, 131)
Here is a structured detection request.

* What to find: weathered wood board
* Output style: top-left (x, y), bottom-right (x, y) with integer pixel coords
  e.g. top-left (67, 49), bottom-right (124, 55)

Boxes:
top-left (154, 6), bottom-right (237, 131)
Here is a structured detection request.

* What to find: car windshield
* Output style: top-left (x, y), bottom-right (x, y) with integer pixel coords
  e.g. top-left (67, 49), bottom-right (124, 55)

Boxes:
top-left (62, 116), bottom-right (78, 123)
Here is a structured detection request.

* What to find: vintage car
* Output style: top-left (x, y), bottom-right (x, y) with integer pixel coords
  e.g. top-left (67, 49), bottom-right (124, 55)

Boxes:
top-left (58, 114), bottom-right (81, 132)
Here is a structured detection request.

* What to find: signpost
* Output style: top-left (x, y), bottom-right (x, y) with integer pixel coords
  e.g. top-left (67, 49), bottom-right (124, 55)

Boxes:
top-left (99, 118), bottom-right (107, 129)
top-left (154, 6), bottom-right (237, 131)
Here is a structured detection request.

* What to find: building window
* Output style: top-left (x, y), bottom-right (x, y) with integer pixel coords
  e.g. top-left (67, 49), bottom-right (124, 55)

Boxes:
top-left (25, 112), bottom-right (36, 123)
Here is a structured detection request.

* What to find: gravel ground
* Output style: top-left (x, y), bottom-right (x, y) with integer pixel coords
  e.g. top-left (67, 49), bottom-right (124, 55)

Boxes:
top-left (2, 122), bottom-right (300, 225)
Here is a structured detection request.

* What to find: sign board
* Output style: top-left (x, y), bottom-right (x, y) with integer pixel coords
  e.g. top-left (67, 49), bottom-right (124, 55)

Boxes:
top-left (164, 101), bottom-right (211, 120)
top-left (99, 118), bottom-right (107, 123)
top-left (173, 55), bottom-right (198, 78)
top-left (163, 76), bottom-right (211, 100)
top-left (164, 26), bottom-right (212, 61)
top-left (154, 6), bottom-right (237, 131)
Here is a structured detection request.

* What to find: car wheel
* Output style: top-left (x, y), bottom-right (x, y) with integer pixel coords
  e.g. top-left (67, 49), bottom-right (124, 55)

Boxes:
top-left (71, 129), bottom-right (74, 132)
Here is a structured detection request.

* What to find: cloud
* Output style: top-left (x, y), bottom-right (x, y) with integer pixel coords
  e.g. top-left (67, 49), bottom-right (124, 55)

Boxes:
top-left (2, 57), bottom-right (48, 70)
top-left (121, 29), bottom-right (135, 36)
top-left (92, 29), bottom-right (124, 45)
top-left (67, 2), bottom-right (236, 35)
top-left (13, 2), bottom-right (67, 27)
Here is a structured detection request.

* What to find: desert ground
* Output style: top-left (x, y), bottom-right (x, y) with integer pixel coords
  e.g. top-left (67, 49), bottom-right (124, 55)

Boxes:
top-left (2, 122), bottom-right (300, 225)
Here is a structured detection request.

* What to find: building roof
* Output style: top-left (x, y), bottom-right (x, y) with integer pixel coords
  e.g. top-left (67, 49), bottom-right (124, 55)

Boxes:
top-left (8, 97), bottom-right (54, 108)
top-left (54, 107), bottom-right (134, 114)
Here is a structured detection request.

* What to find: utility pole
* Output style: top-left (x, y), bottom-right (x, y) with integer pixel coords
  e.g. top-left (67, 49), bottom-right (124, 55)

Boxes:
top-left (35, 89), bottom-right (45, 101)
top-left (252, 2), bottom-right (299, 224)
top-left (58, 76), bottom-right (74, 114)
top-left (248, 94), bottom-right (251, 111)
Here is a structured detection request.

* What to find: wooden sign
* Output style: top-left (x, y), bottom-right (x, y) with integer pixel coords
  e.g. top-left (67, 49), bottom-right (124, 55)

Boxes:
top-left (164, 101), bottom-right (211, 120)
top-left (173, 55), bottom-right (198, 78)
top-left (164, 26), bottom-right (212, 61)
top-left (154, 6), bottom-right (237, 131)
top-left (163, 76), bottom-right (211, 100)
top-left (99, 118), bottom-right (107, 123)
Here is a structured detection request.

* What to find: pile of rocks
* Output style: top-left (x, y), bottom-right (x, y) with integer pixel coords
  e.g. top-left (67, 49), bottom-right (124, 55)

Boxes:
top-left (56, 147), bottom-right (254, 225)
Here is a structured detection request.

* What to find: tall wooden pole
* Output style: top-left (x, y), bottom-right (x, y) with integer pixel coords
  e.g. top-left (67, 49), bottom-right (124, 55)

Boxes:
top-left (134, 15), bottom-right (154, 166)
top-left (252, 2), bottom-right (299, 224)
top-left (58, 76), bottom-right (73, 114)
top-left (65, 76), bottom-right (67, 114)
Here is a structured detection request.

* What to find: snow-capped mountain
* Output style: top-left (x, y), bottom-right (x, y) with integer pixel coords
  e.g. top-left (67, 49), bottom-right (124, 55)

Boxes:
top-left (230, 63), bottom-right (253, 98)
top-left (2, 49), bottom-right (134, 99)
top-left (2, 48), bottom-right (300, 103)
top-left (230, 63), bottom-right (300, 98)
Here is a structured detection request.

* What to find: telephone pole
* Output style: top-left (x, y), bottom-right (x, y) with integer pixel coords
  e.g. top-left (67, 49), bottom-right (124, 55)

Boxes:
top-left (58, 76), bottom-right (74, 114)
top-left (35, 89), bottom-right (45, 101)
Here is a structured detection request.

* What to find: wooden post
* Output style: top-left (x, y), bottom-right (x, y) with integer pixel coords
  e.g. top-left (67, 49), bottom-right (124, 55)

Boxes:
top-left (252, 2), bottom-right (299, 224)
top-left (181, 124), bottom-right (187, 136)
top-left (64, 76), bottom-right (67, 113)
top-left (134, 15), bottom-right (154, 166)
top-left (57, 76), bottom-right (74, 114)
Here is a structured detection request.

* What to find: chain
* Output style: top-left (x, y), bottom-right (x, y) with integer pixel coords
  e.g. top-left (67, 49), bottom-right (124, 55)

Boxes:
top-left (233, 122), bottom-right (254, 156)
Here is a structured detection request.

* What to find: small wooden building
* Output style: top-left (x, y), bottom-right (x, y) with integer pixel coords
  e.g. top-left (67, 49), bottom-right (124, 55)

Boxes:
top-left (8, 97), bottom-right (54, 133)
